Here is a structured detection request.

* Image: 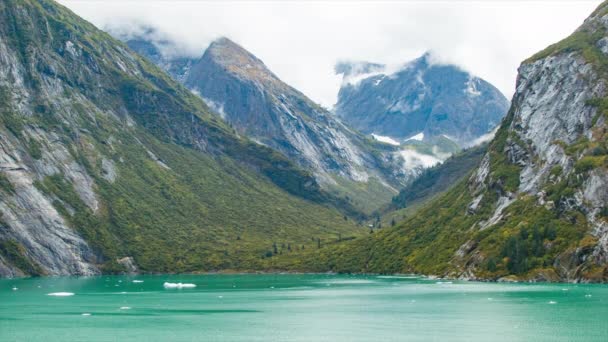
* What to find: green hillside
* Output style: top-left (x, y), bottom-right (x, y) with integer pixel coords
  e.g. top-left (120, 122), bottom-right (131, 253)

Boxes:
top-left (0, 0), bottom-right (361, 276)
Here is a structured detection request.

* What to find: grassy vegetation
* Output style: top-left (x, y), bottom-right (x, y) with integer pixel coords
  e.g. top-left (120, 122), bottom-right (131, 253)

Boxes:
top-left (0, 240), bottom-right (44, 276)
top-left (274, 174), bottom-right (592, 280)
top-left (327, 176), bottom-right (396, 217)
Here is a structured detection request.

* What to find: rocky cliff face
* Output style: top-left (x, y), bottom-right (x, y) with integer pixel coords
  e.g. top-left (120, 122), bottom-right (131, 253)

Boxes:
top-left (185, 38), bottom-right (400, 186)
top-left (290, 3), bottom-right (608, 282)
top-left (113, 27), bottom-right (197, 84)
top-left (126, 36), bottom-right (420, 212)
top-left (334, 54), bottom-right (509, 147)
top-left (0, 0), bottom-right (360, 277)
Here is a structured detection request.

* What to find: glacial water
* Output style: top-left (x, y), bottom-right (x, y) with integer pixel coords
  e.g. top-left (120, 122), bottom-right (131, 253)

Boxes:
top-left (1, 274), bottom-right (607, 341)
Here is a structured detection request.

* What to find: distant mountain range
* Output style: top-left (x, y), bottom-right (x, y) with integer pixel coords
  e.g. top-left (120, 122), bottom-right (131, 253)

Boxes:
top-left (334, 54), bottom-right (509, 147)
top-left (121, 31), bottom-right (509, 212)
top-left (123, 33), bottom-right (437, 212)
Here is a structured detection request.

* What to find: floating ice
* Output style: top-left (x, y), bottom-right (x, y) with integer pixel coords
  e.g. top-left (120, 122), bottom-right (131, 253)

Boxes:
top-left (120, 306), bottom-right (131, 310)
top-left (585, 294), bottom-right (592, 298)
top-left (132, 280), bottom-right (144, 283)
top-left (12, 287), bottom-right (18, 291)
top-left (548, 301), bottom-right (557, 304)
top-left (47, 292), bottom-right (74, 297)
top-left (163, 282), bottom-right (196, 289)
top-left (377, 276), bottom-right (420, 279)
top-left (81, 313), bottom-right (91, 316)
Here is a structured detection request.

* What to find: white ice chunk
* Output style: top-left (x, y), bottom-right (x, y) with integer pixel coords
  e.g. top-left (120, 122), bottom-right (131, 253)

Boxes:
top-left (163, 282), bottom-right (196, 289)
top-left (47, 292), bottom-right (74, 296)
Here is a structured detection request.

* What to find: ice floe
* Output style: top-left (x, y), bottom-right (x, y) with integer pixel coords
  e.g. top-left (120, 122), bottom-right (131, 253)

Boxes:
top-left (47, 292), bottom-right (74, 296)
top-left (163, 282), bottom-right (196, 289)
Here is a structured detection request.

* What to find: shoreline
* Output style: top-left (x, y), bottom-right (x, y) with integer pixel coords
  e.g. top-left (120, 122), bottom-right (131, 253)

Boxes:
top-left (2, 270), bottom-right (605, 285)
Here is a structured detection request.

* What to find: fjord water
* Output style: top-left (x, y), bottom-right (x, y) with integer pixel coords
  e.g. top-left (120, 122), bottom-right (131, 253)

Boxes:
top-left (1, 275), bottom-right (607, 341)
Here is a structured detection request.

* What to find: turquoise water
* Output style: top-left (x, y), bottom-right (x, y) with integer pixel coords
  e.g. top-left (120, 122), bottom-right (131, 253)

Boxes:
top-left (1, 274), bottom-right (607, 341)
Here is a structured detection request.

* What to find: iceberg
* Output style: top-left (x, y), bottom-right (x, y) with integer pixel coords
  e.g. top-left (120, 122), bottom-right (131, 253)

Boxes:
top-left (47, 292), bottom-right (75, 296)
top-left (163, 282), bottom-right (196, 289)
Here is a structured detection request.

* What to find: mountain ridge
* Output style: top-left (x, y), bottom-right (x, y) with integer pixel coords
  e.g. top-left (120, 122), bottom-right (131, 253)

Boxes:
top-left (126, 34), bottom-right (419, 213)
top-left (334, 52), bottom-right (510, 147)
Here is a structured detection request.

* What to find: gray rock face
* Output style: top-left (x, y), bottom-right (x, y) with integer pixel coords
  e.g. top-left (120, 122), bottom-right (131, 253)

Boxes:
top-left (185, 38), bottom-right (383, 184)
top-left (0, 17), bottom-right (101, 276)
top-left (334, 53), bottom-right (510, 146)
top-left (461, 7), bottom-right (608, 280)
top-left (126, 36), bottom-right (412, 200)
top-left (509, 50), bottom-right (608, 263)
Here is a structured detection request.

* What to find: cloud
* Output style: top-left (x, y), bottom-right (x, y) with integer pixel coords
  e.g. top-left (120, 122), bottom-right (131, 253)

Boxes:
top-left (59, 0), bottom-right (601, 107)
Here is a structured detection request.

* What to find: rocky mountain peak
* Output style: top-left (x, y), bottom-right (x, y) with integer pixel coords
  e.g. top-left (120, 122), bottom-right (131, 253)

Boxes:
top-left (334, 52), bottom-right (509, 146)
top-left (204, 37), bottom-right (278, 83)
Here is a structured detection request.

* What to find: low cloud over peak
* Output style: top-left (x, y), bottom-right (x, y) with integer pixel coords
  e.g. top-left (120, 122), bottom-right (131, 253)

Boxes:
top-left (60, 0), bottom-right (601, 107)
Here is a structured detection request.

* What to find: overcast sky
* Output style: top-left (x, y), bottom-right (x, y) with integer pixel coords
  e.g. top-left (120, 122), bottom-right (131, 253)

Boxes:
top-left (59, 0), bottom-right (602, 107)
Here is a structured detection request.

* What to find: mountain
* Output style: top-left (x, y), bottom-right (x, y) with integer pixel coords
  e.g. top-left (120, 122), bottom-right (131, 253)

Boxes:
top-left (279, 2), bottom-right (608, 282)
top-left (120, 29), bottom-right (196, 84)
top-left (0, 0), bottom-right (362, 277)
top-left (124, 35), bottom-right (421, 212)
top-left (334, 54), bottom-right (510, 147)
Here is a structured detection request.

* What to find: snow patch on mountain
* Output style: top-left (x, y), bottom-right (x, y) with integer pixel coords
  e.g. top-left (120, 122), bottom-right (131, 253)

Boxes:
top-left (406, 132), bottom-right (425, 141)
top-left (371, 134), bottom-right (401, 146)
top-left (465, 77), bottom-right (482, 97)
